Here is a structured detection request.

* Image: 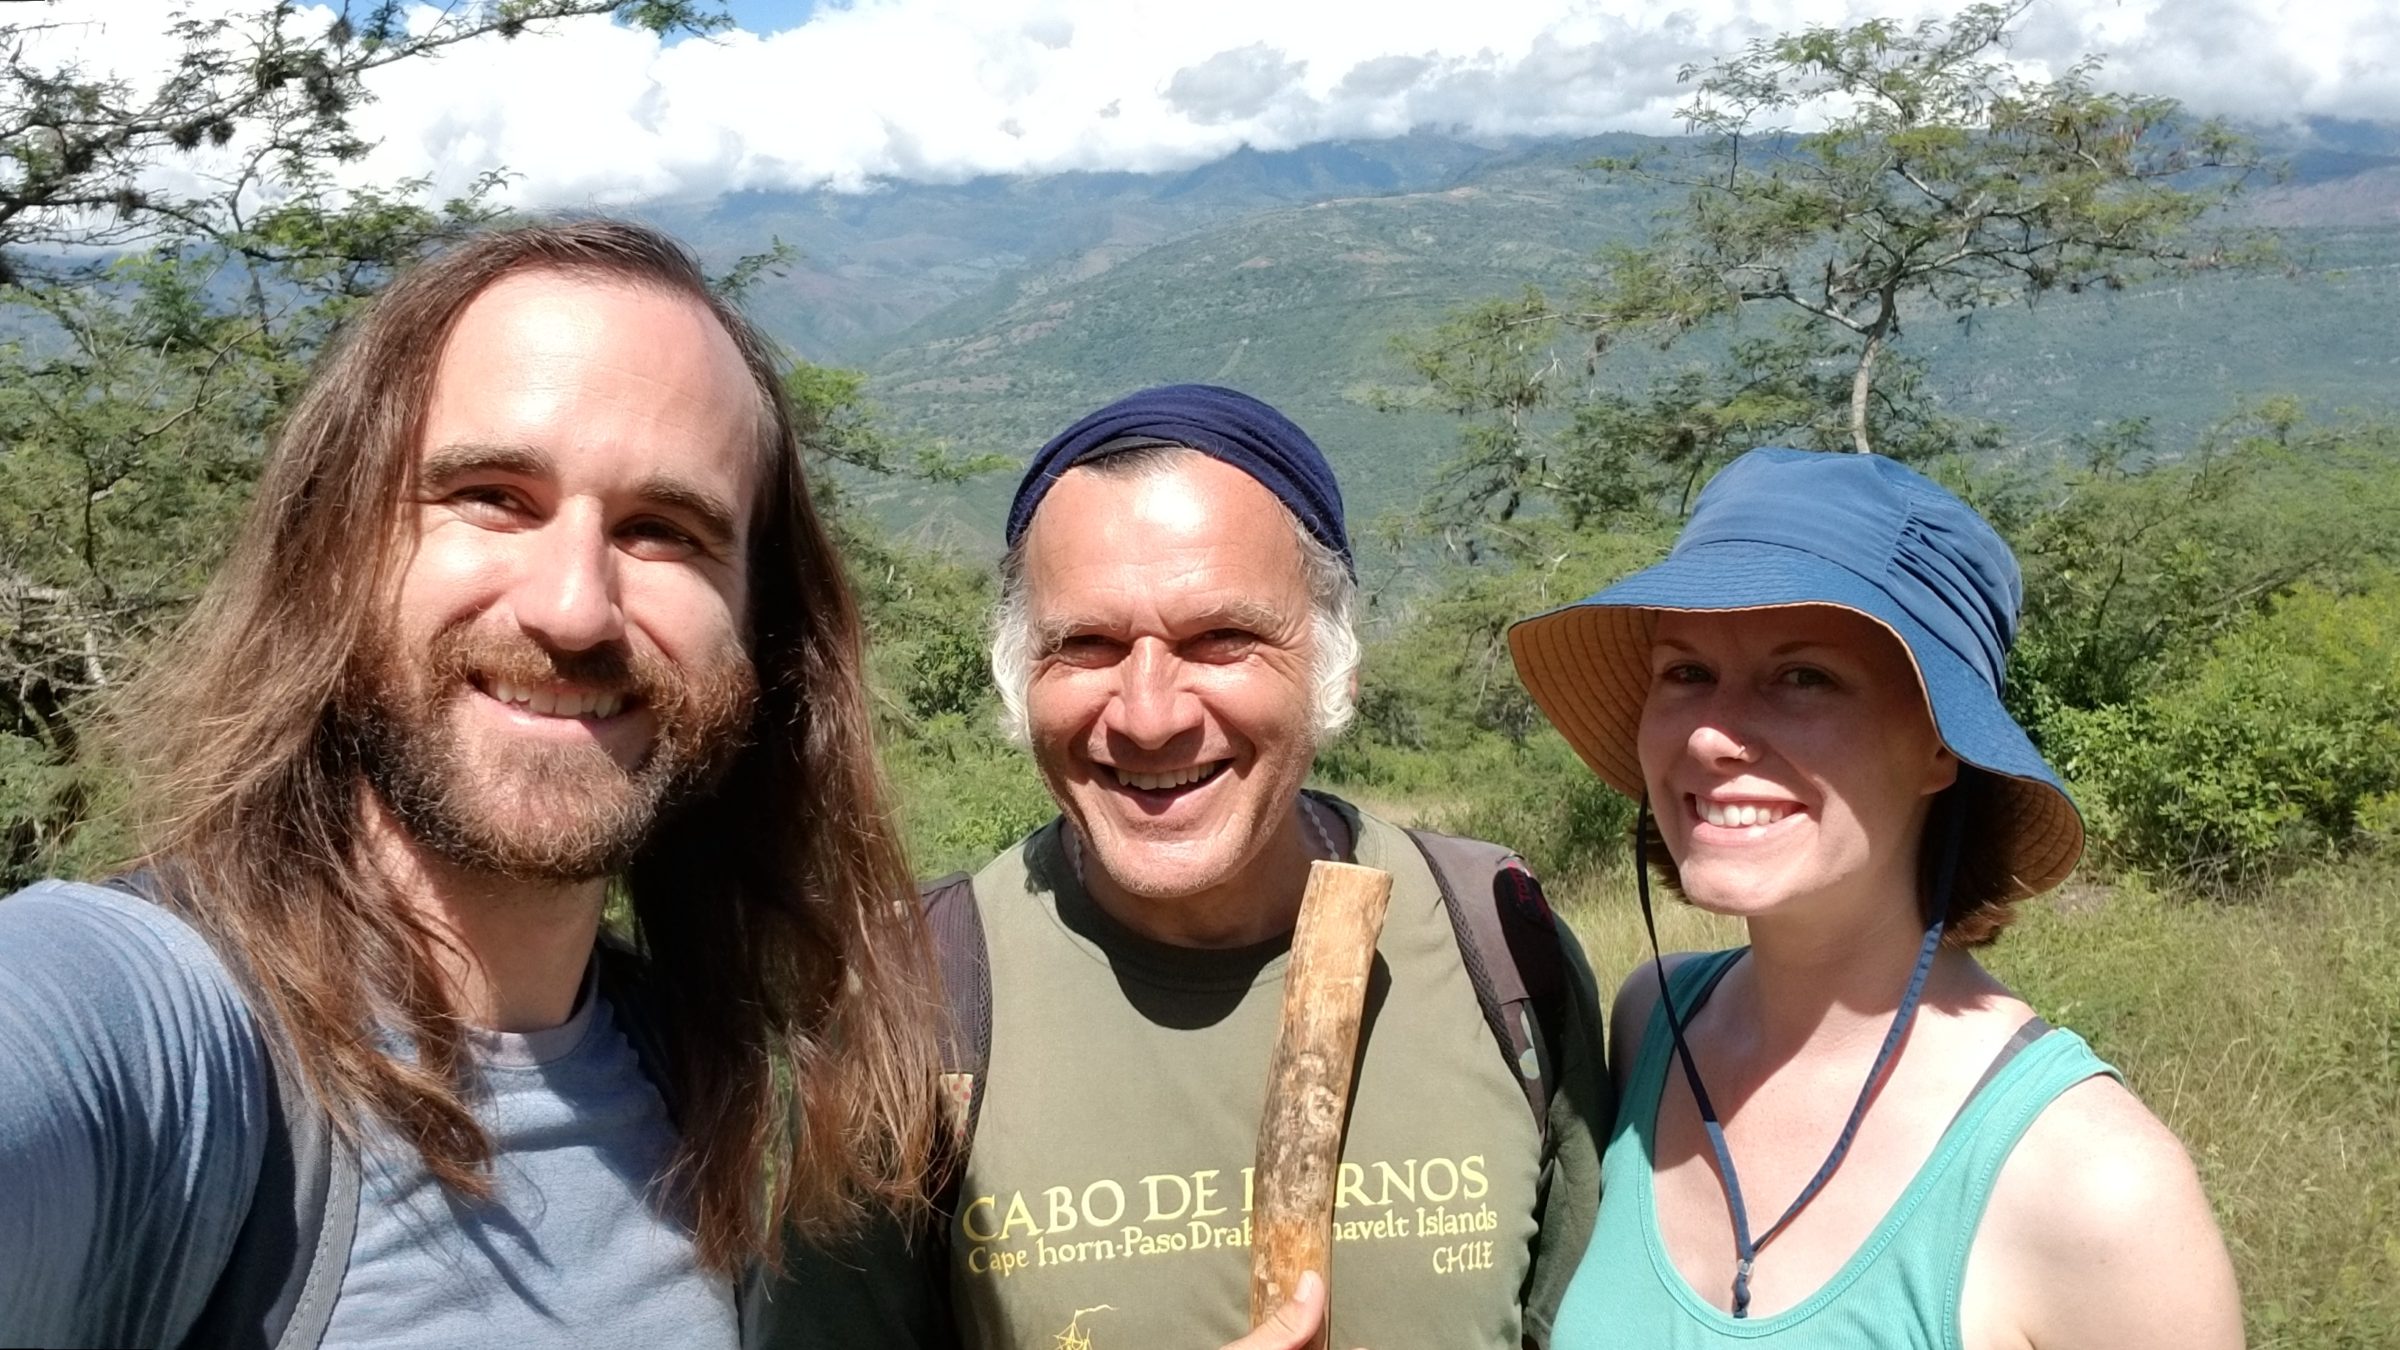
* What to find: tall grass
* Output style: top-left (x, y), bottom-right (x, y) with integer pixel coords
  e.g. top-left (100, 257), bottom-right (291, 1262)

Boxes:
top-left (1553, 853), bottom-right (2400, 1349)
top-left (1988, 860), bottom-right (2400, 1348)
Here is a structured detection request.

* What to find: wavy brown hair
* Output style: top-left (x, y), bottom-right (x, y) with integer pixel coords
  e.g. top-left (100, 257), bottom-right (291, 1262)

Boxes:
top-left (110, 219), bottom-right (941, 1270)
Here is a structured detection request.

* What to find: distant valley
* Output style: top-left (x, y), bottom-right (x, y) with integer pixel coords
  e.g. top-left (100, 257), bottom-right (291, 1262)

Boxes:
top-left (638, 125), bottom-right (2400, 555)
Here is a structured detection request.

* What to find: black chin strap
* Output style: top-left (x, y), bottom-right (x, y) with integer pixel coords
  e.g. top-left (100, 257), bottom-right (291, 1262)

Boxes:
top-left (1635, 795), bottom-right (1965, 1318)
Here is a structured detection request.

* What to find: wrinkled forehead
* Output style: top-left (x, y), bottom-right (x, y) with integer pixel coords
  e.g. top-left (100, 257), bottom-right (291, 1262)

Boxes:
top-left (1019, 454), bottom-right (1313, 626)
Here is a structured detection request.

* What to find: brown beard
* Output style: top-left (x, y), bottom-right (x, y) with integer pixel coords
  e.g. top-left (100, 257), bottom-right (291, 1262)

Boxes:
top-left (346, 617), bottom-right (760, 883)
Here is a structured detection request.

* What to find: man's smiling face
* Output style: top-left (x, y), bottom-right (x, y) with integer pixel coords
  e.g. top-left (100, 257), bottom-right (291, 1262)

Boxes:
top-left (1021, 453), bottom-right (1321, 912)
top-left (352, 270), bottom-right (762, 880)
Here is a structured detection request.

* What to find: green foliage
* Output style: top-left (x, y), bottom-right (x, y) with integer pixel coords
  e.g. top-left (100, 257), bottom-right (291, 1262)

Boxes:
top-left (2008, 407), bottom-right (2400, 718)
top-left (0, 1), bottom-right (721, 280)
top-left (832, 471), bottom-right (1052, 876)
top-left (1313, 516), bottom-right (1670, 879)
top-left (882, 714), bottom-right (1055, 879)
top-left (854, 534), bottom-right (1054, 877)
top-left (1406, 0), bottom-right (2272, 544)
top-left (1644, 0), bottom-right (2269, 451)
top-left (1557, 326), bottom-right (1996, 528)
top-left (0, 728), bottom-right (129, 883)
top-left (1319, 730), bottom-right (1635, 885)
top-left (0, 730), bottom-right (83, 877)
top-left (1989, 408), bottom-right (2400, 890)
top-left (786, 358), bottom-right (1009, 490)
top-left (2049, 574), bottom-right (2400, 886)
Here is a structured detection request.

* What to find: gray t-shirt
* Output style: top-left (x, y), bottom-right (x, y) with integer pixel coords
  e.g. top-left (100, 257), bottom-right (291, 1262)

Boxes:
top-left (0, 880), bottom-right (736, 1349)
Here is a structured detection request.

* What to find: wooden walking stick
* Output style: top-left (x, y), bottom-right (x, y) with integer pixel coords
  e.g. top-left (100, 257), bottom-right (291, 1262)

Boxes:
top-left (1249, 860), bottom-right (1393, 1350)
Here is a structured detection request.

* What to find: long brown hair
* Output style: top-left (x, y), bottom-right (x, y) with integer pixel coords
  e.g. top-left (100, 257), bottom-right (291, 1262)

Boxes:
top-left (110, 219), bottom-right (942, 1270)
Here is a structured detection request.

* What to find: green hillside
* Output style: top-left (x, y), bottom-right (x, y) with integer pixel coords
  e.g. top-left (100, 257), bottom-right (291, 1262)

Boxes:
top-left (852, 140), bottom-right (1673, 545)
top-left (1912, 227), bottom-right (2400, 440)
top-left (680, 133), bottom-right (2400, 557)
top-left (635, 133), bottom-right (1545, 362)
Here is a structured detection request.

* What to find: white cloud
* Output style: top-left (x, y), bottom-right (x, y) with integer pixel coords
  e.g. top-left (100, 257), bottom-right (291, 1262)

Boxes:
top-left (29, 0), bottom-right (2400, 208)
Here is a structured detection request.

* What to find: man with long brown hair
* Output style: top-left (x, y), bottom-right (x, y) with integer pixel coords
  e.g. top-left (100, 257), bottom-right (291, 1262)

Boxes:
top-left (0, 220), bottom-right (942, 1347)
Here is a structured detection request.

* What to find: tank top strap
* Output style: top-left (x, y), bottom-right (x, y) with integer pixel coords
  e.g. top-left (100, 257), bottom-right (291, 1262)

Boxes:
top-left (1669, 948), bottom-right (1747, 1010)
top-left (1568, 963), bottom-right (2122, 1348)
top-left (1611, 949), bottom-right (1749, 1142)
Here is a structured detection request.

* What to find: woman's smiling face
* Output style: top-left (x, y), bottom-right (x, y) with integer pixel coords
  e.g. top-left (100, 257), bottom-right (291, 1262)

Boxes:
top-left (1637, 605), bottom-right (1959, 922)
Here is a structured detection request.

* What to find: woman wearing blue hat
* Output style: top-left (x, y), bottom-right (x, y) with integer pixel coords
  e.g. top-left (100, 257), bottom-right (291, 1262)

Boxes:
top-left (1510, 449), bottom-right (2240, 1347)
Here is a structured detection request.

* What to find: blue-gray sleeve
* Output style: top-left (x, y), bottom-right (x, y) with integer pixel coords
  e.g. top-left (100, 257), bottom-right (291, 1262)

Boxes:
top-left (0, 880), bottom-right (271, 1348)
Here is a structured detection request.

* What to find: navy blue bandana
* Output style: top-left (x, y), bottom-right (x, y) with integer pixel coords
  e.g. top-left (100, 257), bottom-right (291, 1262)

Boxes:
top-left (1006, 384), bottom-right (1352, 576)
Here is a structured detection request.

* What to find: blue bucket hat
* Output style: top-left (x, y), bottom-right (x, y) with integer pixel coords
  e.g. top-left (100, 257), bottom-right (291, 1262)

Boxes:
top-left (1508, 447), bottom-right (2083, 898)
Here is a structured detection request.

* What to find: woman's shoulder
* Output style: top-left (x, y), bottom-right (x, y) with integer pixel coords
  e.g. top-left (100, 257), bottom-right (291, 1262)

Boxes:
top-left (1973, 1070), bottom-right (2243, 1347)
top-left (1994, 1072), bottom-right (2206, 1232)
top-left (1605, 949), bottom-right (1740, 1088)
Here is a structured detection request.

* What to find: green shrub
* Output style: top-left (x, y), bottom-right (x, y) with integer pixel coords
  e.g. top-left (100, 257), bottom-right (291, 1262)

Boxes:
top-left (882, 709), bottom-right (1056, 878)
top-left (2008, 412), bottom-right (2400, 723)
top-left (1316, 728), bottom-right (1635, 882)
top-left (902, 627), bottom-right (993, 721)
top-left (2051, 575), bottom-right (2400, 886)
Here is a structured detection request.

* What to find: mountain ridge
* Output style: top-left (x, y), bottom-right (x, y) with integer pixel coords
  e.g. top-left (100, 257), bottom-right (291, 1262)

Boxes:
top-left (639, 123), bottom-right (2400, 554)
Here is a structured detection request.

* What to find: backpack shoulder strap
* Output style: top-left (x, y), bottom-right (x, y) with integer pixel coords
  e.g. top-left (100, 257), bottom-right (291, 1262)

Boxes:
top-left (103, 869), bottom-right (356, 1350)
top-left (593, 935), bottom-right (679, 1121)
top-left (919, 872), bottom-right (991, 1153)
top-left (228, 1078), bottom-right (356, 1350)
top-left (1402, 830), bottom-right (1569, 1137)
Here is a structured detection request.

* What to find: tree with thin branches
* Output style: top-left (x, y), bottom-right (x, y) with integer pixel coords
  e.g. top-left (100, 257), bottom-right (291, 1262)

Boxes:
top-left (1408, 0), bottom-right (2272, 537)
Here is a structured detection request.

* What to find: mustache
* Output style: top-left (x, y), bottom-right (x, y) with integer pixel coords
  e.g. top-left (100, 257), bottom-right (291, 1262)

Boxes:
top-left (426, 627), bottom-right (657, 702)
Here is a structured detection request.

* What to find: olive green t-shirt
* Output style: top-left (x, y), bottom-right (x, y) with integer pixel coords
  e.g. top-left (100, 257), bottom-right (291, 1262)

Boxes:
top-left (946, 802), bottom-right (1600, 1350)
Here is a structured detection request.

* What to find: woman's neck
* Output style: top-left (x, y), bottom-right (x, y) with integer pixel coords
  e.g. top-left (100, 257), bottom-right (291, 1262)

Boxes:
top-left (1724, 890), bottom-right (1953, 1062)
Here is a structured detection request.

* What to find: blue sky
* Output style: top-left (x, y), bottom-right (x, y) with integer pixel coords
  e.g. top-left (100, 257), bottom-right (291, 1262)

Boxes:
top-left (720, 0), bottom-right (821, 36)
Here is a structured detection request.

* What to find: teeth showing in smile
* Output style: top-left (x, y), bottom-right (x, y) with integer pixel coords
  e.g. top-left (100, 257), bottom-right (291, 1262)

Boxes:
top-left (1112, 762), bottom-right (1224, 792)
top-left (487, 679), bottom-right (625, 721)
top-left (1698, 799), bottom-right (1796, 829)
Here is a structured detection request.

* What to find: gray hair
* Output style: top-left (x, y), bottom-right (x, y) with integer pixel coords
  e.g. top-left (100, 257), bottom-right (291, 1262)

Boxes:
top-left (990, 445), bottom-right (1360, 747)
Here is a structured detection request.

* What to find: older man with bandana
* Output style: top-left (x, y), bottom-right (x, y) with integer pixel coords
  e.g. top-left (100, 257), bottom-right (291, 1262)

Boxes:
top-left (775, 385), bottom-right (1612, 1350)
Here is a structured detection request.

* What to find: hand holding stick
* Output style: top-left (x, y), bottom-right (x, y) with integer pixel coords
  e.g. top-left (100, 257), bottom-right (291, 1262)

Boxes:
top-left (1247, 860), bottom-right (1393, 1350)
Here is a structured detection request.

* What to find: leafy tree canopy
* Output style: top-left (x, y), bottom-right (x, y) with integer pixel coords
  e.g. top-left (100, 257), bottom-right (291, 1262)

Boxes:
top-left (1407, 0), bottom-right (2273, 543)
top-left (0, 1), bottom-right (723, 280)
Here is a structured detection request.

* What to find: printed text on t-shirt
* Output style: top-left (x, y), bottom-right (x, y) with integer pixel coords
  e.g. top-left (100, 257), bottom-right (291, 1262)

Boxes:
top-left (959, 1154), bottom-right (1499, 1280)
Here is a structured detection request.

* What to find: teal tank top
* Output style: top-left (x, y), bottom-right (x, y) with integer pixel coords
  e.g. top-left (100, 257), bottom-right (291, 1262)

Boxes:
top-left (1553, 949), bottom-right (2116, 1349)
